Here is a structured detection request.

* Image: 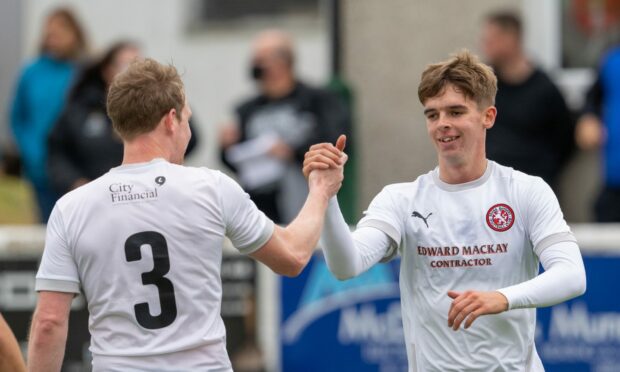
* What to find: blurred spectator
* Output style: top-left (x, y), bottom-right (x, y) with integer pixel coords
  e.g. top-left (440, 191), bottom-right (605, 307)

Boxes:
top-left (47, 41), bottom-right (139, 195)
top-left (220, 29), bottom-right (351, 223)
top-left (9, 7), bottom-right (88, 222)
top-left (481, 11), bottom-right (575, 191)
top-left (575, 46), bottom-right (620, 222)
top-left (48, 41), bottom-right (199, 196)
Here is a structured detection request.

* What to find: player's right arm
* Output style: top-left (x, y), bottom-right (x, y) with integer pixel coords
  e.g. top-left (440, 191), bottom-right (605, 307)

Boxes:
top-left (223, 136), bottom-right (348, 277)
top-left (249, 162), bottom-right (345, 277)
top-left (302, 141), bottom-right (397, 280)
top-left (0, 313), bottom-right (26, 372)
top-left (319, 198), bottom-right (393, 280)
top-left (447, 178), bottom-right (586, 330)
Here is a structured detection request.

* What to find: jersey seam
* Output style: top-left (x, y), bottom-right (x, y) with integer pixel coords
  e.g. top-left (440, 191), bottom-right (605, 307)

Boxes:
top-left (55, 205), bottom-right (71, 255)
top-left (512, 174), bottom-right (529, 237)
top-left (214, 170), bottom-right (228, 234)
top-left (358, 219), bottom-right (399, 262)
top-left (236, 220), bottom-right (275, 255)
top-left (35, 277), bottom-right (80, 293)
top-left (533, 231), bottom-right (576, 256)
top-left (390, 188), bottom-right (405, 250)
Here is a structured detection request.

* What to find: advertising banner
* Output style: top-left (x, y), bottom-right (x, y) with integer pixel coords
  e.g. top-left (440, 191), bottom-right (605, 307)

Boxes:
top-left (280, 253), bottom-right (620, 372)
top-left (536, 255), bottom-right (620, 372)
top-left (280, 255), bottom-right (408, 372)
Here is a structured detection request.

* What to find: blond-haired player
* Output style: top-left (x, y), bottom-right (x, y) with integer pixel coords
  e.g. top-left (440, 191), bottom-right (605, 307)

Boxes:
top-left (28, 59), bottom-right (346, 371)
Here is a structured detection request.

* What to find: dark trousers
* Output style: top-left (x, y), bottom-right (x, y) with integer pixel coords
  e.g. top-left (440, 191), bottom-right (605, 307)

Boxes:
top-left (594, 186), bottom-right (620, 222)
top-left (249, 191), bottom-right (282, 224)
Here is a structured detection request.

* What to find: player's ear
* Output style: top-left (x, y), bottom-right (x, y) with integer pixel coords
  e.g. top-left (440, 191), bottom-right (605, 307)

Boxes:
top-left (163, 108), bottom-right (177, 133)
top-left (482, 106), bottom-right (496, 129)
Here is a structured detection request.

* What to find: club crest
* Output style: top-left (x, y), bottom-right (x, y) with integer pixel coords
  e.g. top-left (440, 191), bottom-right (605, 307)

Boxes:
top-left (486, 203), bottom-right (514, 232)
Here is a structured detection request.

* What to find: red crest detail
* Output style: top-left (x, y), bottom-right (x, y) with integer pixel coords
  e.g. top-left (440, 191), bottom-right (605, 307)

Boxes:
top-left (486, 204), bottom-right (515, 232)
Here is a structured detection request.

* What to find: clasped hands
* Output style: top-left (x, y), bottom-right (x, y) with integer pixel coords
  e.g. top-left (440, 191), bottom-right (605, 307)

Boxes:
top-left (303, 135), bottom-right (348, 199)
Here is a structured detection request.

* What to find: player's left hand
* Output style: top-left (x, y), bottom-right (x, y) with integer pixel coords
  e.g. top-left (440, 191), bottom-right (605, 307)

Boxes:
top-left (303, 135), bottom-right (347, 179)
top-left (446, 290), bottom-right (509, 330)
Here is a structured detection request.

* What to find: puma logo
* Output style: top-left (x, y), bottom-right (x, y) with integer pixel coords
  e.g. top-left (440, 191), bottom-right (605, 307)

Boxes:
top-left (412, 211), bottom-right (432, 228)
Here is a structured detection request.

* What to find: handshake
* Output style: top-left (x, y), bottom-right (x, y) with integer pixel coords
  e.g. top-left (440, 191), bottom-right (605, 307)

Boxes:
top-left (303, 134), bottom-right (348, 200)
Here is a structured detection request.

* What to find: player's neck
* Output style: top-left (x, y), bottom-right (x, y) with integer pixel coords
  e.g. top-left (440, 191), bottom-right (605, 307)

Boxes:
top-left (122, 136), bottom-right (173, 165)
top-left (438, 158), bottom-right (488, 185)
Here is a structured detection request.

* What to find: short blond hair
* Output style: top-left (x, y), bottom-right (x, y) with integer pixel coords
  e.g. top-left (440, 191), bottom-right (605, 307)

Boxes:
top-left (107, 58), bottom-right (185, 140)
top-left (418, 50), bottom-right (497, 108)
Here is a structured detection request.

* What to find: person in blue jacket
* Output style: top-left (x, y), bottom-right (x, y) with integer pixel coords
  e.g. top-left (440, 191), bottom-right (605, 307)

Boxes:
top-left (9, 7), bottom-right (88, 222)
top-left (576, 46), bottom-right (620, 222)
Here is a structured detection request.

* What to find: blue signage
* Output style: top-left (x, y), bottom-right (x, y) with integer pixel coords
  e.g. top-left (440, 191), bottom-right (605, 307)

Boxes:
top-left (536, 255), bottom-right (620, 372)
top-left (280, 254), bottom-right (407, 372)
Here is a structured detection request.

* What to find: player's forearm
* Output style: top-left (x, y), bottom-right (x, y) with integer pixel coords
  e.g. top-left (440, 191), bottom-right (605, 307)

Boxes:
top-left (27, 313), bottom-right (68, 372)
top-left (321, 198), bottom-right (391, 280)
top-left (0, 315), bottom-right (26, 372)
top-left (497, 241), bottom-right (586, 310)
top-left (281, 189), bottom-right (331, 274)
top-left (321, 197), bottom-right (364, 279)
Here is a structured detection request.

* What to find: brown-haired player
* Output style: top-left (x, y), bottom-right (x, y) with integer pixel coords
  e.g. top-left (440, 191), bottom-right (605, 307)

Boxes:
top-left (304, 50), bottom-right (586, 371)
top-left (28, 59), bottom-right (346, 371)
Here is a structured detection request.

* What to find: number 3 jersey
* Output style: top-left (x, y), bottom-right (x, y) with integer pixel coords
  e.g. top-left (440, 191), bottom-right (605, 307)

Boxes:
top-left (36, 158), bottom-right (275, 371)
top-left (357, 160), bottom-right (576, 372)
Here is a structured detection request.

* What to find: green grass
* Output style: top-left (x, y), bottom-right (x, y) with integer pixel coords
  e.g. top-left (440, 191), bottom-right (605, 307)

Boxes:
top-left (0, 175), bottom-right (37, 224)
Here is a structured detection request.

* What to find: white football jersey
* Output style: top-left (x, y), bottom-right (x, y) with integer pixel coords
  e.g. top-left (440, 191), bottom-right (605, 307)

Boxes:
top-left (36, 158), bottom-right (274, 371)
top-left (358, 161), bottom-right (574, 372)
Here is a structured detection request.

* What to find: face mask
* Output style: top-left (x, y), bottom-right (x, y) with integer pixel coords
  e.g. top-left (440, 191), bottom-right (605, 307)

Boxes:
top-left (251, 64), bottom-right (264, 80)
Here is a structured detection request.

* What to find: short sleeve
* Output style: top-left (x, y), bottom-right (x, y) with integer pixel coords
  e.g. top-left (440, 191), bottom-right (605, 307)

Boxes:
top-left (357, 187), bottom-right (402, 262)
top-left (35, 205), bottom-right (81, 293)
top-left (524, 178), bottom-right (576, 255)
top-left (219, 173), bottom-right (275, 255)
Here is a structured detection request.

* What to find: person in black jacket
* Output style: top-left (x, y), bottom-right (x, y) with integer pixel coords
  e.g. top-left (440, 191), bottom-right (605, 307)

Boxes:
top-left (48, 41), bottom-right (198, 195)
top-left (219, 30), bottom-right (351, 223)
top-left (480, 11), bottom-right (575, 192)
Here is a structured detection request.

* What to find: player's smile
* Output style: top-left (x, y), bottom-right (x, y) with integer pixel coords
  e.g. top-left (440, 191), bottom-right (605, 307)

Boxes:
top-left (439, 136), bottom-right (459, 143)
top-left (436, 134), bottom-right (462, 153)
top-left (437, 134), bottom-right (461, 147)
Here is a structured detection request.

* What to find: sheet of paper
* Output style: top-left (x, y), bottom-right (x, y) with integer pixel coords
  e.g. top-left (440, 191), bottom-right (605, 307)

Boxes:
top-left (225, 135), bottom-right (286, 190)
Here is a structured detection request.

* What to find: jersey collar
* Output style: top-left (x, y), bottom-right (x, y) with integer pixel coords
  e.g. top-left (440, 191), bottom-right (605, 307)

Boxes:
top-left (110, 158), bottom-right (167, 173)
top-left (432, 160), bottom-right (494, 192)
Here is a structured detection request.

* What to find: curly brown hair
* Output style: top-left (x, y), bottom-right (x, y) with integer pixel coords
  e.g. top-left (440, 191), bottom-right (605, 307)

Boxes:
top-left (418, 50), bottom-right (497, 108)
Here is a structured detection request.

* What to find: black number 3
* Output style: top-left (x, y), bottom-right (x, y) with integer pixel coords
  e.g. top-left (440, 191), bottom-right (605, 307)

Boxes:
top-left (125, 231), bottom-right (177, 329)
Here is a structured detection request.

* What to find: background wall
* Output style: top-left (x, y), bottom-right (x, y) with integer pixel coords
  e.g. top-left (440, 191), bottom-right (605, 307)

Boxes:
top-left (341, 0), bottom-right (598, 221)
top-left (0, 0), bottom-right (601, 222)
top-left (342, 0), bottom-right (515, 213)
top-left (0, 0), bottom-right (23, 145)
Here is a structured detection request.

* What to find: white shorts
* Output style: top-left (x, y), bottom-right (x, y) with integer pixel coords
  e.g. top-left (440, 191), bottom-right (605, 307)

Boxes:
top-left (91, 340), bottom-right (233, 372)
